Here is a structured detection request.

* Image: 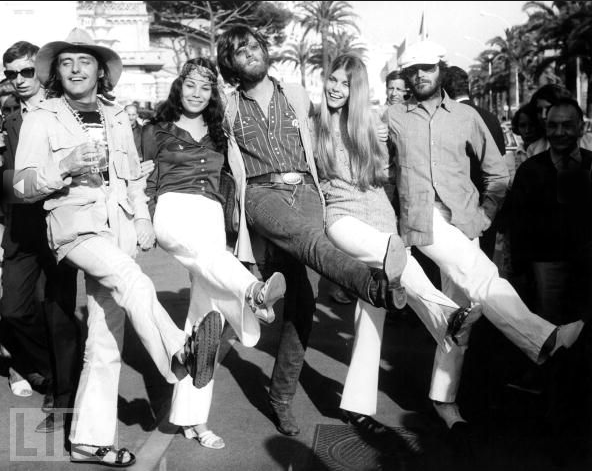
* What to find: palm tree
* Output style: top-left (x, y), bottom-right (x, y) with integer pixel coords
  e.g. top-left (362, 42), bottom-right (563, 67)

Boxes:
top-left (297, 1), bottom-right (359, 77)
top-left (277, 40), bottom-right (321, 87)
top-left (325, 31), bottom-right (367, 63)
top-left (523, 1), bottom-right (592, 107)
top-left (487, 24), bottom-right (538, 111)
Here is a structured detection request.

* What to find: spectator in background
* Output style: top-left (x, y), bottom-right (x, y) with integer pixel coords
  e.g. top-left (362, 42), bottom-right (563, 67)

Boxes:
top-left (510, 103), bottom-right (543, 180)
top-left (527, 84), bottom-right (592, 157)
top-left (125, 103), bottom-right (142, 158)
top-left (491, 103), bottom-right (544, 283)
top-left (510, 97), bottom-right (592, 325)
top-left (385, 70), bottom-right (409, 106)
top-left (506, 98), bottom-right (592, 408)
top-left (1, 40), bottom-right (80, 434)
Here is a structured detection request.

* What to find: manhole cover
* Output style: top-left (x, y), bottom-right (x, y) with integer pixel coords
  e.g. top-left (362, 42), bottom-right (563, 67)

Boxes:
top-left (312, 424), bottom-right (422, 470)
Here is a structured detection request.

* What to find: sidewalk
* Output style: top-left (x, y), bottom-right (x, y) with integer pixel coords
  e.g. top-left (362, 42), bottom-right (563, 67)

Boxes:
top-left (1, 247), bottom-right (590, 470)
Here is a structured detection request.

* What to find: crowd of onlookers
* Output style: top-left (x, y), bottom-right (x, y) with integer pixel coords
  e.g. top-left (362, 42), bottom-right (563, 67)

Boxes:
top-left (0, 25), bottom-right (590, 469)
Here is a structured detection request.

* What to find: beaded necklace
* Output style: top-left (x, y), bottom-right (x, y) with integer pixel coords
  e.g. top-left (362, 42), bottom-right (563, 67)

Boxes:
top-left (62, 96), bottom-right (107, 137)
top-left (62, 96), bottom-right (109, 184)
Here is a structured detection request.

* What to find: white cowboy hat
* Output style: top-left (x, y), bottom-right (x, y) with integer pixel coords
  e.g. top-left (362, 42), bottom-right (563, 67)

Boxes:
top-left (36, 28), bottom-right (122, 85)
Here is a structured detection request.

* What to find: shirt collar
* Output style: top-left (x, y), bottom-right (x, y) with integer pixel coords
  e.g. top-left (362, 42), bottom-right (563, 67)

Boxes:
top-left (405, 89), bottom-right (451, 113)
top-left (20, 93), bottom-right (46, 115)
top-left (238, 75), bottom-right (280, 100)
top-left (549, 145), bottom-right (582, 167)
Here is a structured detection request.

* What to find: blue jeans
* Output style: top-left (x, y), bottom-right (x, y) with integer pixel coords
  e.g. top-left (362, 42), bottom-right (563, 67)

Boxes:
top-left (245, 183), bottom-right (376, 403)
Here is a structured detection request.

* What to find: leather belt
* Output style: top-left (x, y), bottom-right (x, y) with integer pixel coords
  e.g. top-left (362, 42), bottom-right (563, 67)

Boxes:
top-left (247, 172), bottom-right (314, 185)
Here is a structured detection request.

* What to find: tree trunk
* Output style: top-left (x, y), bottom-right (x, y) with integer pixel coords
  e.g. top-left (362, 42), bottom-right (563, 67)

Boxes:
top-left (508, 63), bottom-right (517, 117)
top-left (209, 30), bottom-right (216, 58)
top-left (321, 27), bottom-right (328, 79)
top-left (301, 65), bottom-right (306, 88)
top-left (565, 57), bottom-right (578, 97)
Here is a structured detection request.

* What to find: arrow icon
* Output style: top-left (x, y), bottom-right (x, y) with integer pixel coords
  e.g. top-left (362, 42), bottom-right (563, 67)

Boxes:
top-left (13, 179), bottom-right (24, 195)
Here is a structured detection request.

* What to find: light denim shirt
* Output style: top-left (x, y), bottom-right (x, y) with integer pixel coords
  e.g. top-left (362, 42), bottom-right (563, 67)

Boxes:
top-left (387, 91), bottom-right (509, 246)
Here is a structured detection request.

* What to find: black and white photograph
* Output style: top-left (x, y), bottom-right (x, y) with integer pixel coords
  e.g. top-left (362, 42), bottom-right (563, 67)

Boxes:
top-left (0, 1), bottom-right (590, 470)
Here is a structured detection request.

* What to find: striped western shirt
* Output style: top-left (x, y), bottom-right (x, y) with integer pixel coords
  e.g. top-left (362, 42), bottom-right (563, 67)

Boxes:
top-left (233, 78), bottom-right (309, 178)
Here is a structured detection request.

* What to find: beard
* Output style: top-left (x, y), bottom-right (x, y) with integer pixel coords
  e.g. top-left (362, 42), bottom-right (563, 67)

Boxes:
top-left (237, 57), bottom-right (269, 84)
top-left (410, 72), bottom-right (442, 101)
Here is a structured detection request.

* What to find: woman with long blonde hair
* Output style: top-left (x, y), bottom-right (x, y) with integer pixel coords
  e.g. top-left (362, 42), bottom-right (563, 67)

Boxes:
top-left (316, 53), bottom-right (481, 431)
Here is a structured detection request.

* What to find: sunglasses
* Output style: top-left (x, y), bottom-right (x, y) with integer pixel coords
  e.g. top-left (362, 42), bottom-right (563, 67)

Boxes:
top-left (4, 67), bottom-right (35, 80)
top-left (406, 64), bottom-right (438, 75)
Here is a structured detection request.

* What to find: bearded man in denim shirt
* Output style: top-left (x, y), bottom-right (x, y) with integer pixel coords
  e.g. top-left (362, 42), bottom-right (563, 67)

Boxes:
top-left (387, 39), bottom-right (587, 431)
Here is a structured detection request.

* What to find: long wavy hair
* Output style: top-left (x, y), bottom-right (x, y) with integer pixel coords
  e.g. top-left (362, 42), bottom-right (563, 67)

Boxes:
top-left (216, 25), bottom-right (269, 86)
top-left (315, 54), bottom-right (387, 190)
top-left (152, 57), bottom-right (226, 152)
top-left (45, 48), bottom-right (115, 101)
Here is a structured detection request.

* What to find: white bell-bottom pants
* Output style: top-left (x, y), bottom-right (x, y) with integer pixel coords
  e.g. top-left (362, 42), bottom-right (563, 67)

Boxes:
top-left (327, 216), bottom-right (463, 416)
top-left (430, 206), bottom-right (555, 365)
top-left (67, 233), bottom-right (186, 446)
top-left (153, 192), bottom-right (261, 426)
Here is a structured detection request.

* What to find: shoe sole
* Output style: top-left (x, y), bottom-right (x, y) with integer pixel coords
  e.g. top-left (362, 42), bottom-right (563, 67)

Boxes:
top-left (384, 235), bottom-right (407, 282)
top-left (261, 273), bottom-right (286, 308)
top-left (191, 311), bottom-right (223, 389)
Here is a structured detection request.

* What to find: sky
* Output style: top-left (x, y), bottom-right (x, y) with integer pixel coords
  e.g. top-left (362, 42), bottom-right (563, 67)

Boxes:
top-left (348, 1), bottom-right (547, 99)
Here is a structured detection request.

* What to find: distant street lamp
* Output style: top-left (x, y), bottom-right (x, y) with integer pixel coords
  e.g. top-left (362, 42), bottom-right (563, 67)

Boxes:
top-left (487, 53), bottom-right (494, 114)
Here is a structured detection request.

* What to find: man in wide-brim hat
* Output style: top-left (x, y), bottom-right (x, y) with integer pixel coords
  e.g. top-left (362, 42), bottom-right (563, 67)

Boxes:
top-left (35, 27), bottom-right (123, 91)
top-left (14, 28), bottom-right (205, 468)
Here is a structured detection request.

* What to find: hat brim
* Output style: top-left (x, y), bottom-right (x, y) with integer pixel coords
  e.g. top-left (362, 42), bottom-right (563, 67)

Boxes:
top-left (401, 58), bottom-right (441, 69)
top-left (36, 41), bottom-right (123, 86)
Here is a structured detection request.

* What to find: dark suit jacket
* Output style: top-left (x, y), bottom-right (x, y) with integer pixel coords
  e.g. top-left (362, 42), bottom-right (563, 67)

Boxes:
top-left (509, 148), bottom-right (592, 273)
top-left (131, 122), bottom-right (143, 159)
top-left (2, 109), bottom-right (48, 257)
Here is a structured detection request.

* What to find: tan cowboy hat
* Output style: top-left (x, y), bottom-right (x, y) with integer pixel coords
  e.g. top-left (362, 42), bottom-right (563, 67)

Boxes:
top-left (36, 28), bottom-right (123, 86)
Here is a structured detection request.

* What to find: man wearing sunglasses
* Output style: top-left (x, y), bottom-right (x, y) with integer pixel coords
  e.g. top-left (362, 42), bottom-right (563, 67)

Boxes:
top-left (1, 40), bottom-right (79, 434)
top-left (386, 39), bottom-right (587, 433)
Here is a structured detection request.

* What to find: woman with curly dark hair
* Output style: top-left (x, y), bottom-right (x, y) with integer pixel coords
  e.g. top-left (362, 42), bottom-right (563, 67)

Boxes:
top-left (142, 58), bottom-right (286, 449)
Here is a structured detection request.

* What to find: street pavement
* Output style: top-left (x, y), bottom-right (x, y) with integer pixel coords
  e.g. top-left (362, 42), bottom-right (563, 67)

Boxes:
top-left (1, 246), bottom-right (590, 470)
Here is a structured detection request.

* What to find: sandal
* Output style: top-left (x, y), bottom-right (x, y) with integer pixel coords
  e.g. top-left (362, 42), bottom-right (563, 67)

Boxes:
top-left (8, 368), bottom-right (32, 397)
top-left (183, 426), bottom-right (225, 449)
top-left (70, 445), bottom-right (136, 467)
top-left (247, 272), bottom-right (286, 324)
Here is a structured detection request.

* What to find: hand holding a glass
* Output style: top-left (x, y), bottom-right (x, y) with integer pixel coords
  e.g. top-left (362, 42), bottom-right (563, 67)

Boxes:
top-left (59, 142), bottom-right (101, 177)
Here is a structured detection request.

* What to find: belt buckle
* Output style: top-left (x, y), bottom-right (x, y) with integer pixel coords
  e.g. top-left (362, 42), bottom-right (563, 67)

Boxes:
top-left (281, 172), bottom-right (303, 185)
